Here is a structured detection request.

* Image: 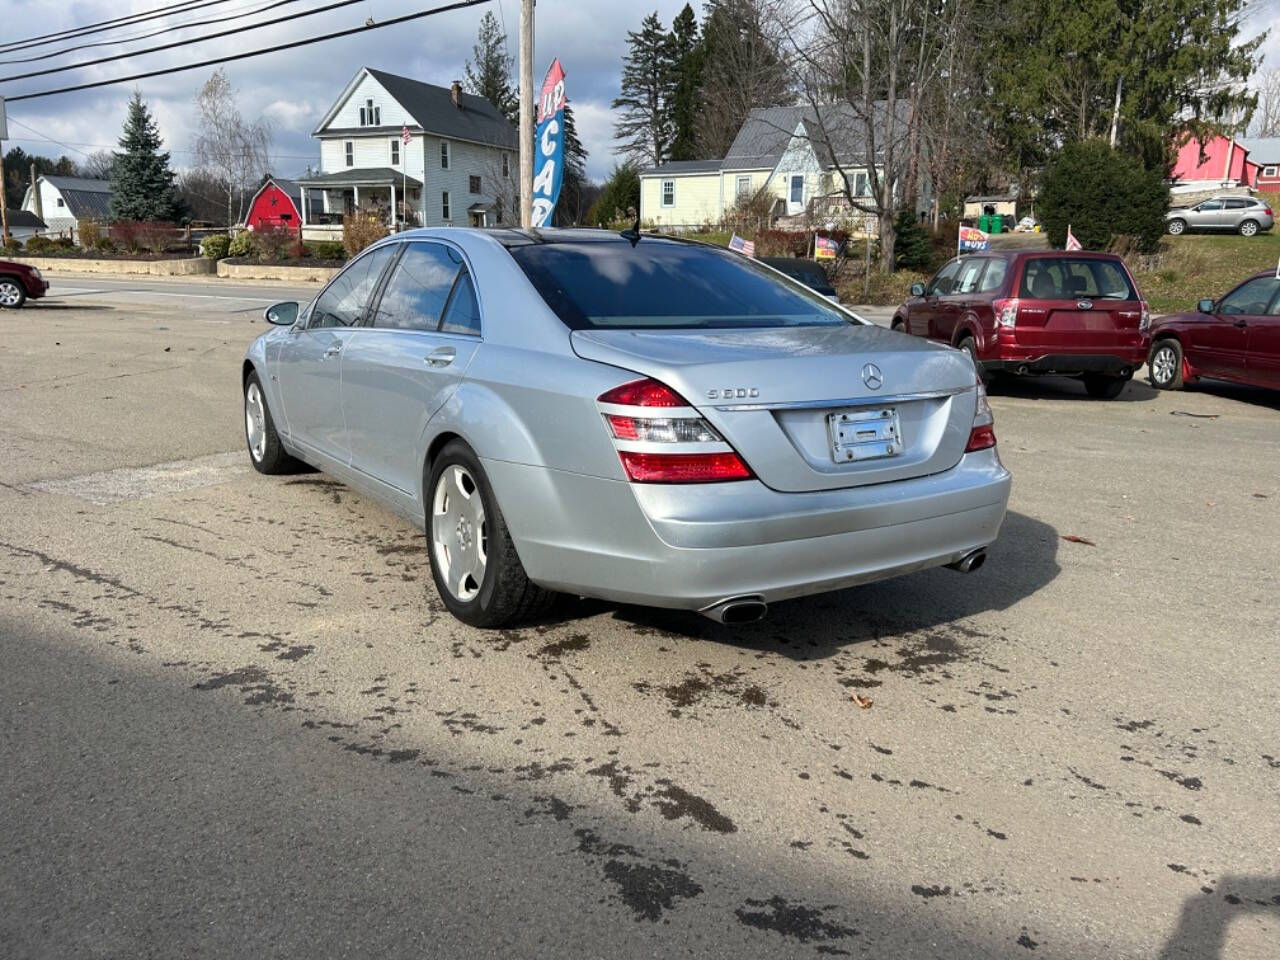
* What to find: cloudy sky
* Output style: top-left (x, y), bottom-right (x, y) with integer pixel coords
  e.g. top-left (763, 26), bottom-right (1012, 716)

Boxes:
top-left (1, 0), bottom-right (1278, 183)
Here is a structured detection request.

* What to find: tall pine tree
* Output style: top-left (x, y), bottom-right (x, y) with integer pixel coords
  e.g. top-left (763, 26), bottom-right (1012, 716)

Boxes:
top-left (666, 4), bottom-right (703, 162)
top-left (555, 102), bottom-right (591, 225)
top-left (464, 11), bottom-right (518, 123)
top-left (612, 12), bottom-right (674, 166)
top-left (110, 92), bottom-right (180, 221)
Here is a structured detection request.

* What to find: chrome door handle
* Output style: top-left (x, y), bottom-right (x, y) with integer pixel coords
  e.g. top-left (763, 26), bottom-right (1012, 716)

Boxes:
top-left (322, 344), bottom-right (342, 359)
top-left (425, 347), bottom-right (456, 367)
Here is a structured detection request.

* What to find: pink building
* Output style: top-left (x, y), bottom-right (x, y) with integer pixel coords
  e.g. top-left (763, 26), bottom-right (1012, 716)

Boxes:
top-left (1171, 133), bottom-right (1259, 188)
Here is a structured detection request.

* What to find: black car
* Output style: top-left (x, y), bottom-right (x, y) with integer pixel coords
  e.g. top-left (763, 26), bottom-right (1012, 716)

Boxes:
top-left (760, 257), bottom-right (839, 301)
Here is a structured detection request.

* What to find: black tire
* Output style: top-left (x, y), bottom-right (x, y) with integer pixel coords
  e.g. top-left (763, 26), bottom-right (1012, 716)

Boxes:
top-left (426, 440), bottom-right (556, 628)
top-left (1148, 339), bottom-right (1185, 390)
top-left (891, 317), bottom-right (906, 333)
top-left (1167, 219), bottom-right (1186, 236)
top-left (243, 369), bottom-right (301, 474)
top-left (957, 335), bottom-right (991, 385)
top-left (1083, 373), bottom-right (1131, 399)
top-left (0, 276), bottom-right (27, 309)
top-left (1238, 219), bottom-right (1259, 237)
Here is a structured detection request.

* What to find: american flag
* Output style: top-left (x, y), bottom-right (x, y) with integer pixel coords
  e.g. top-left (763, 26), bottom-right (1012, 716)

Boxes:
top-left (729, 233), bottom-right (756, 257)
top-left (402, 125), bottom-right (412, 145)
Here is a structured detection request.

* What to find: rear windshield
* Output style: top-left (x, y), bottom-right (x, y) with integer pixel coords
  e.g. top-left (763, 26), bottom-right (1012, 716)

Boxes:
top-left (1019, 257), bottom-right (1137, 300)
top-left (508, 239), bottom-right (851, 329)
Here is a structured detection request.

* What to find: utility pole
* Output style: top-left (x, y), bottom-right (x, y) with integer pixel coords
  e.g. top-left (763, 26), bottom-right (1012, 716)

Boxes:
top-left (0, 96), bottom-right (9, 245)
top-left (519, 0), bottom-right (534, 228)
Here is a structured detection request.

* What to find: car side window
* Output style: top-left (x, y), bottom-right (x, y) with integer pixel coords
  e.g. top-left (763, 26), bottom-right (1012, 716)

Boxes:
top-left (371, 242), bottom-right (461, 331)
top-left (927, 260), bottom-right (961, 296)
top-left (954, 259), bottom-right (985, 295)
top-left (440, 267), bottom-right (482, 336)
top-left (976, 258), bottom-right (1007, 293)
top-left (1197, 200), bottom-right (1224, 212)
top-left (310, 245), bottom-right (397, 329)
top-left (1224, 198), bottom-right (1250, 210)
top-left (1218, 277), bottom-right (1280, 316)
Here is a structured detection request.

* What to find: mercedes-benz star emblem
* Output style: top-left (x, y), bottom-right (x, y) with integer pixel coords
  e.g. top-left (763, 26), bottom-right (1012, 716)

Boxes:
top-left (861, 362), bottom-right (884, 390)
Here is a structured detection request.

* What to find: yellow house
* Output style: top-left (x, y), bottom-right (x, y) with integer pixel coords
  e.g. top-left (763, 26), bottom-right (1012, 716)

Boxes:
top-left (639, 105), bottom-right (908, 229)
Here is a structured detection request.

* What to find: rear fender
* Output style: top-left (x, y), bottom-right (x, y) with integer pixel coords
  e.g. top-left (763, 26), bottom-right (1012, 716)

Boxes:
top-left (952, 316), bottom-right (983, 351)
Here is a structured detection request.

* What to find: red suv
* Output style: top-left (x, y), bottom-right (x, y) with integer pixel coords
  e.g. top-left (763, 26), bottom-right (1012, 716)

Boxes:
top-left (0, 259), bottom-right (49, 309)
top-left (892, 251), bottom-right (1151, 398)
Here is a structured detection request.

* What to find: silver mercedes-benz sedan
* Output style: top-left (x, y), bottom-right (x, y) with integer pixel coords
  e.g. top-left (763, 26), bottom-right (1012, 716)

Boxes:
top-left (243, 228), bottom-right (1011, 627)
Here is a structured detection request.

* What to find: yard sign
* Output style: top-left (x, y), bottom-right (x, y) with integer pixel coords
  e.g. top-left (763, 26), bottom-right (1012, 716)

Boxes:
top-left (530, 59), bottom-right (566, 229)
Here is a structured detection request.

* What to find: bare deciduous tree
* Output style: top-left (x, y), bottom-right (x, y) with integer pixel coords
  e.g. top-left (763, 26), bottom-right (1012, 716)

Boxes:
top-left (194, 69), bottom-right (272, 227)
top-left (1251, 69), bottom-right (1280, 137)
top-left (79, 149), bottom-right (117, 180)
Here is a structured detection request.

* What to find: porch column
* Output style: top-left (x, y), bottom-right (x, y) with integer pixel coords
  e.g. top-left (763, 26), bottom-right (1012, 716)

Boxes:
top-left (300, 187), bottom-right (308, 226)
top-left (354, 185), bottom-right (360, 213)
top-left (390, 181), bottom-right (397, 232)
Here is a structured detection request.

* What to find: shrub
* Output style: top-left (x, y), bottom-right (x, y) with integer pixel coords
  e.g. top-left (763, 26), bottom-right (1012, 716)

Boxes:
top-left (894, 209), bottom-right (933, 271)
top-left (1, 238), bottom-right (22, 255)
top-left (252, 224), bottom-right (295, 262)
top-left (227, 231), bottom-right (254, 258)
top-left (753, 229), bottom-right (808, 257)
top-left (134, 221), bottom-right (177, 255)
top-left (342, 214), bottom-right (388, 257)
top-left (53, 236), bottom-right (76, 250)
top-left (306, 240), bottom-right (346, 261)
top-left (24, 235), bottom-right (55, 254)
top-left (78, 220), bottom-right (103, 248)
top-left (1038, 139), bottom-right (1168, 253)
top-left (110, 220), bottom-right (143, 252)
top-left (200, 233), bottom-right (230, 259)
top-left (93, 236), bottom-right (117, 254)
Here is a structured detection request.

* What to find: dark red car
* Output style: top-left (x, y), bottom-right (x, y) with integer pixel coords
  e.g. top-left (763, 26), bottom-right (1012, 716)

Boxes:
top-left (892, 251), bottom-right (1150, 398)
top-left (1147, 272), bottom-right (1280, 392)
top-left (0, 259), bottom-right (49, 309)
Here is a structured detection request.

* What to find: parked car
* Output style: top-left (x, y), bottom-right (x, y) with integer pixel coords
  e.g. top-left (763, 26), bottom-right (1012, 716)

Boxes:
top-left (243, 229), bottom-right (1010, 628)
top-left (1147, 272), bottom-right (1280, 391)
top-left (759, 256), bottom-right (840, 301)
top-left (1165, 196), bottom-right (1274, 236)
top-left (891, 250), bottom-right (1151, 398)
top-left (0, 259), bottom-right (49, 308)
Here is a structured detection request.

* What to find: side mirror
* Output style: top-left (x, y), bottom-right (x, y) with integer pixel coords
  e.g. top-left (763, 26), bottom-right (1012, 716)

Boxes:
top-left (910, 283), bottom-right (926, 297)
top-left (1197, 298), bottom-right (1215, 315)
top-left (264, 301), bottom-right (299, 326)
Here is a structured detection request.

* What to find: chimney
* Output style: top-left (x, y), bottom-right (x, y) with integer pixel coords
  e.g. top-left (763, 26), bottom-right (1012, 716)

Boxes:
top-left (30, 164), bottom-right (43, 221)
top-left (451, 81), bottom-right (462, 108)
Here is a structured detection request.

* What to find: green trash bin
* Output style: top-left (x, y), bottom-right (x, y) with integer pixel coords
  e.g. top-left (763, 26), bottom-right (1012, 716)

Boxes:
top-left (988, 215), bottom-right (1003, 235)
top-left (976, 214), bottom-right (990, 232)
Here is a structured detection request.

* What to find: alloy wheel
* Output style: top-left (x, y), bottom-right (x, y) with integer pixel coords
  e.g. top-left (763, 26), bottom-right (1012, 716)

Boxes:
top-left (1240, 220), bottom-right (1258, 236)
top-left (1167, 220), bottom-right (1185, 236)
top-left (0, 280), bottom-right (21, 307)
top-left (1151, 344), bottom-right (1178, 386)
top-left (245, 381), bottom-right (267, 462)
top-left (431, 464), bottom-right (488, 602)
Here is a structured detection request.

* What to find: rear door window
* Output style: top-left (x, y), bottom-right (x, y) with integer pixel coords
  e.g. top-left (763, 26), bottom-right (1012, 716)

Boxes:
top-left (1019, 258), bottom-right (1136, 301)
top-left (440, 267), bottom-right (482, 335)
top-left (954, 258), bottom-right (986, 294)
top-left (370, 242), bottom-right (460, 331)
top-left (977, 258), bottom-right (1008, 293)
top-left (1224, 198), bottom-right (1251, 210)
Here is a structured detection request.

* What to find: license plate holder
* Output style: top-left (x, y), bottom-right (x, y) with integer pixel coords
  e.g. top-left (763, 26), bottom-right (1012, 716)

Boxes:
top-left (827, 407), bottom-right (902, 463)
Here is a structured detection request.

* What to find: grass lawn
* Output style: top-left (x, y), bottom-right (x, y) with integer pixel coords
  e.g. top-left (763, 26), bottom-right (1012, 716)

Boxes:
top-left (1130, 232), bottom-right (1280, 315)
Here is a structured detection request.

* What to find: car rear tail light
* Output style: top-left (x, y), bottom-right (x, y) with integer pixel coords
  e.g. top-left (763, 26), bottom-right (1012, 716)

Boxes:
top-left (1139, 302), bottom-right (1151, 332)
top-left (1266, 207), bottom-right (1274, 217)
top-left (992, 298), bottom-right (1019, 328)
top-left (598, 378), bottom-right (753, 483)
top-left (598, 378), bottom-right (687, 407)
top-left (965, 381), bottom-right (997, 452)
top-left (617, 451), bottom-right (752, 483)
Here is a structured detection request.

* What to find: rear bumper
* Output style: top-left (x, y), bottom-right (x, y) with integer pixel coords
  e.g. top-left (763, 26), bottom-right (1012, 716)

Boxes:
top-left (483, 450), bottom-right (1012, 611)
top-left (983, 350), bottom-right (1147, 376)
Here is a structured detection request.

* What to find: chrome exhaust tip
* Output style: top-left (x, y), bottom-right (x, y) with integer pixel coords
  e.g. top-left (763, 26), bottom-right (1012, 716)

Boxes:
top-left (947, 549), bottom-right (987, 574)
top-left (700, 595), bottom-right (769, 624)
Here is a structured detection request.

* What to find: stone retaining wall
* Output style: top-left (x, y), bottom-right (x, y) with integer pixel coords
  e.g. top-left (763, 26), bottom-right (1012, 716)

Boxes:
top-left (8, 255), bottom-right (216, 276)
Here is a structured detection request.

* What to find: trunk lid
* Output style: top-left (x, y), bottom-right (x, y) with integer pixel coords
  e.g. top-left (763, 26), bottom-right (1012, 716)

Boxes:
top-left (1014, 297), bottom-right (1145, 351)
top-left (572, 324), bottom-right (979, 492)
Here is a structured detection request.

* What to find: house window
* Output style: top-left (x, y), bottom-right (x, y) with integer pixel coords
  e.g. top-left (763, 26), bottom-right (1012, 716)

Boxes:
top-left (1266, 166), bottom-right (1277, 177)
top-left (440, 141), bottom-right (450, 169)
top-left (502, 153), bottom-right (510, 178)
top-left (56, 198), bottom-right (65, 207)
top-left (442, 191), bottom-right (451, 221)
top-left (361, 99), bottom-right (379, 127)
top-left (661, 179), bottom-right (675, 207)
top-left (790, 174), bottom-right (804, 205)
top-left (854, 172), bottom-right (869, 197)
top-left (469, 175), bottom-right (481, 194)
top-left (390, 138), bottom-right (400, 166)
top-left (359, 107), bottom-right (366, 126)
top-left (736, 176), bottom-right (751, 200)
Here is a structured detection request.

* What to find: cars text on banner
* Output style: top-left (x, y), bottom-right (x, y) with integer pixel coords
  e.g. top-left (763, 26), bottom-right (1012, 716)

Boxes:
top-left (530, 59), bottom-right (566, 228)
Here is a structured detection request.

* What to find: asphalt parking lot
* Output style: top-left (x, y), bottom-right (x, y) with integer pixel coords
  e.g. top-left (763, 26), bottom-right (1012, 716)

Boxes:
top-left (2, 276), bottom-right (1278, 959)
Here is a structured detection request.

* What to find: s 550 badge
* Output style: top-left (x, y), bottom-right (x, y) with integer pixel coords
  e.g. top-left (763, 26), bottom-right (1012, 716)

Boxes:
top-left (707, 387), bottom-right (759, 400)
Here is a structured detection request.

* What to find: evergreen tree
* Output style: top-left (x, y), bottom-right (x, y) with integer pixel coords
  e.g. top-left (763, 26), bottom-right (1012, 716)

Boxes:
top-left (464, 11), bottom-right (518, 123)
top-left (666, 4), bottom-right (703, 161)
top-left (110, 92), bottom-right (180, 221)
top-left (613, 12), bottom-right (674, 166)
top-left (554, 102), bottom-right (591, 225)
top-left (1038, 139), bottom-right (1168, 252)
top-left (587, 163), bottom-right (641, 227)
top-left (893, 210), bottom-right (933, 272)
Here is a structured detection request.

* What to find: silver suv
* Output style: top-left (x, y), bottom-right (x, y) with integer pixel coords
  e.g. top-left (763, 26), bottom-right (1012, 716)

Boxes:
top-left (1166, 196), bottom-right (1274, 236)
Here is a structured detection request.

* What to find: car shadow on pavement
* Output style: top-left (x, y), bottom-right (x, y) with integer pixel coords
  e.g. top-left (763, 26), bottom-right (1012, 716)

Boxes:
top-left (573, 509), bottom-right (1059, 655)
top-left (988, 373), bottom-right (1159, 402)
top-left (1176, 380), bottom-right (1280, 412)
top-left (1155, 876), bottom-right (1280, 959)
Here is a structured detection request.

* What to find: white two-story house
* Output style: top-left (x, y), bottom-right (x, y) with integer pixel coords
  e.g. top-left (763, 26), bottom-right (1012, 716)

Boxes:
top-left (298, 67), bottom-right (518, 239)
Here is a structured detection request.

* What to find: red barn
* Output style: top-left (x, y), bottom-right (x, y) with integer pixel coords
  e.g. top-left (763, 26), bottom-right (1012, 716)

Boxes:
top-left (1239, 137), bottom-right (1280, 190)
top-left (1170, 133), bottom-right (1258, 189)
top-left (244, 178), bottom-right (312, 231)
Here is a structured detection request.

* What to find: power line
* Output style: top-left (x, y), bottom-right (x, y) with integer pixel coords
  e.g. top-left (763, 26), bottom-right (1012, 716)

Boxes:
top-left (6, 0), bottom-right (493, 103)
top-left (0, 0), bottom-right (306, 66)
top-left (0, 0), bottom-right (236, 55)
top-left (4, 123), bottom-right (323, 162)
top-left (1, 0), bottom-right (370, 83)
